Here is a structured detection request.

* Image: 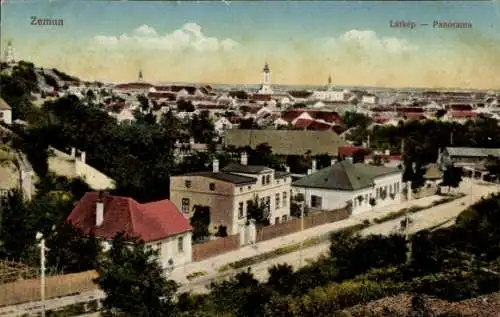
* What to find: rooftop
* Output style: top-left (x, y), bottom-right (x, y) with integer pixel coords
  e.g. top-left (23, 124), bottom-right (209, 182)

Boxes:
top-left (292, 161), bottom-right (401, 191)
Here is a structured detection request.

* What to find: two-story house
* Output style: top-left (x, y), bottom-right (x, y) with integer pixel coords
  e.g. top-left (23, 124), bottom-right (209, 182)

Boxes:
top-left (292, 160), bottom-right (403, 214)
top-left (170, 153), bottom-right (292, 235)
top-left (67, 191), bottom-right (193, 269)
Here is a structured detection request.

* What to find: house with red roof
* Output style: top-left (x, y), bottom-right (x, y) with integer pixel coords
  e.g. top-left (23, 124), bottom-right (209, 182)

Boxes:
top-left (67, 192), bottom-right (193, 269)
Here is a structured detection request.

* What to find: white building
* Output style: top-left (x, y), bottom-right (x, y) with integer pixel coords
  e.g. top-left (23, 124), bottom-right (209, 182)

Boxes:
top-left (0, 98), bottom-right (12, 125)
top-left (214, 117), bottom-right (233, 135)
top-left (292, 160), bottom-right (403, 214)
top-left (361, 94), bottom-right (379, 105)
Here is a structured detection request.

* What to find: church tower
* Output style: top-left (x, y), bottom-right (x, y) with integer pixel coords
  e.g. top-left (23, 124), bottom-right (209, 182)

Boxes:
top-left (138, 69), bottom-right (143, 82)
top-left (4, 41), bottom-right (15, 64)
top-left (327, 74), bottom-right (333, 91)
top-left (258, 62), bottom-right (273, 94)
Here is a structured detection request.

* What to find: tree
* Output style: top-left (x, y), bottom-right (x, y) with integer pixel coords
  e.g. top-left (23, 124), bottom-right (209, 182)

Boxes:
top-left (315, 153), bottom-right (331, 169)
top-left (0, 190), bottom-right (38, 262)
top-left (341, 111), bottom-right (372, 129)
top-left (95, 233), bottom-right (178, 317)
top-left (247, 196), bottom-right (270, 226)
top-left (267, 264), bottom-right (296, 295)
top-left (441, 166), bottom-right (463, 191)
top-left (46, 222), bottom-right (101, 273)
top-left (239, 118), bottom-right (258, 129)
top-left (190, 205), bottom-right (211, 241)
top-left (177, 99), bottom-right (195, 112)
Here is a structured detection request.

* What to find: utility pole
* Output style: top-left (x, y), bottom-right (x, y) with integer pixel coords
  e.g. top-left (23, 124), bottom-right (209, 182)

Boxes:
top-left (299, 188), bottom-right (305, 267)
top-left (36, 232), bottom-right (47, 317)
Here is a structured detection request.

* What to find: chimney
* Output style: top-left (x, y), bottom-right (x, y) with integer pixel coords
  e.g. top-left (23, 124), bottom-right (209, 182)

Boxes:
top-left (213, 158), bottom-right (219, 173)
top-left (285, 165), bottom-right (290, 173)
top-left (240, 152), bottom-right (248, 166)
top-left (312, 159), bottom-right (317, 173)
top-left (70, 147), bottom-right (76, 158)
top-left (331, 158), bottom-right (337, 166)
top-left (80, 151), bottom-right (86, 164)
top-left (96, 191), bottom-right (104, 227)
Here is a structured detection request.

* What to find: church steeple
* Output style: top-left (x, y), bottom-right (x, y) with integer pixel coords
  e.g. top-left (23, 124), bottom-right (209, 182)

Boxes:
top-left (258, 61), bottom-right (273, 94)
top-left (138, 70), bottom-right (143, 82)
top-left (327, 74), bottom-right (333, 91)
top-left (4, 40), bottom-right (15, 64)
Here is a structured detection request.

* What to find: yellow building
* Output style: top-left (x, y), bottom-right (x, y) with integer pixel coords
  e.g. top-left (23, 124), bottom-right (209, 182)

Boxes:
top-left (170, 153), bottom-right (292, 235)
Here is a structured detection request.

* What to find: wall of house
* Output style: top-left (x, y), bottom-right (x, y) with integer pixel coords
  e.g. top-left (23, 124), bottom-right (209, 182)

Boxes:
top-left (75, 159), bottom-right (116, 190)
top-left (150, 231), bottom-right (192, 269)
top-left (232, 173), bottom-right (292, 230)
top-left (170, 176), bottom-right (236, 234)
top-left (0, 109), bottom-right (12, 125)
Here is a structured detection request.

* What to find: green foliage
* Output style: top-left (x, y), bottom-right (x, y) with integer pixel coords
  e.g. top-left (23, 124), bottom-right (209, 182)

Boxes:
top-left (46, 222), bottom-right (101, 273)
top-left (190, 205), bottom-right (211, 241)
top-left (246, 196), bottom-right (270, 226)
top-left (95, 233), bottom-right (178, 317)
top-left (290, 201), bottom-right (302, 218)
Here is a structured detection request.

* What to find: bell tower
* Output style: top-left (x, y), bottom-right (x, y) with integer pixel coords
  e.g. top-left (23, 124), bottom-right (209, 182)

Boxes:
top-left (258, 62), bottom-right (273, 94)
top-left (4, 41), bottom-right (15, 64)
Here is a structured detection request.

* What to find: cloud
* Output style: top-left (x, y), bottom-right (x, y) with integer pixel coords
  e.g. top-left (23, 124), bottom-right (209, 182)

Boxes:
top-left (94, 23), bottom-right (238, 52)
top-left (322, 29), bottom-right (418, 55)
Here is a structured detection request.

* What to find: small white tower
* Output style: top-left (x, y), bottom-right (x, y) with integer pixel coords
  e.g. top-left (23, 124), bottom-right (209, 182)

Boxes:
top-left (327, 74), bottom-right (333, 91)
top-left (4, 41), bottom-right (15, 65)
top-left (258, 62), bottom-right (273, 94)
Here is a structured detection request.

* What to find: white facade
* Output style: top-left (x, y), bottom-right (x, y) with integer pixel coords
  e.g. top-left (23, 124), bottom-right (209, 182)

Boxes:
top-left (147, 231), bottom-right (193, 269)
top-left (311, 90), bottom-right (346, 102)
top-left (230, 172), bottom-right (292, 231)
top-left (361, 95), bottom-right (378, 104)
top-left (214, 117), bottom-right (233, 134)
top-left (258, 62), bottom-right (273, 94)
top-left (0, 108), bottom-right (12, 125)
top-left (292, 172), bottom-right (402, 215)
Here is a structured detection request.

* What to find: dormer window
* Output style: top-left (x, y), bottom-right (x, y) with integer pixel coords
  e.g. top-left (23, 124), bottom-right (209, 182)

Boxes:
top-left (209, 183), bottom-right (216, 191)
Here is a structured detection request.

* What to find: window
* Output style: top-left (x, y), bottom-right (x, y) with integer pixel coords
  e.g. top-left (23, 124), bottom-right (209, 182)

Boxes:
top-left (185, 180), bottom-right (192, 188)
top-left (282, 192), bottom-right (287, 207)
top-left (265, 175), bottom-right (271, 184)
top-left (265, 196), bottom-right (271, 212)
top-left (248, 186), bottom-right (251, 190)
top-left (261, 177), bottom-right (265, 185)
top-left (282, 215), bottom-right (287, 222)
top-left (209, 183), bottom-right (216, 191)
top-left (156, 243), bottom-right (162, 256)
top-left (177, 237), bottom-right (184, 253)
top-left (246, 200), bottom-right (252, 212)
top-left (275, 193), bottom-right (280, 210)
top-left (238, 202), bottom-right (244, 218)
top-left (240, 187), bottom-right (243, 192)
top-left (181, 198), bottom-right (190, 215)
top-left (0, 112), bottom-right (3, 118)
top-left (275, 217), bottom-right (280, 224)
top-left (311, 195), bottom-right (322, 209)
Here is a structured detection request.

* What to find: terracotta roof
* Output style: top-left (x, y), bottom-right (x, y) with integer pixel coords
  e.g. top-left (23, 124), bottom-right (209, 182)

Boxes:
top-left (250, 94), bottom-right (272, 101)
top-left (338, 146), bottom-right (369, 157)
top-left (448, 111), bottom-right (478, 118)
top-left (67, 192), bottom-right (192, 242)
top-left (114, 82), bottom-right (153, 89)
top-left (307, 120), bottom-right (332, 131)
top-left (294, 118), bottom-right (313, 129)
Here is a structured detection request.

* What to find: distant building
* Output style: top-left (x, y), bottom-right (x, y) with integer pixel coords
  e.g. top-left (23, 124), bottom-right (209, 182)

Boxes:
top-left (0, 98), bottom-right (12, 125)
top-left (438, 147), bottom-right (500, 169)
top-left (292, 161), bottom-right (403, 214)
top-left (258, 62), bottom-right (273, 94)
top-left (3, 41), bottom-right (15, 65)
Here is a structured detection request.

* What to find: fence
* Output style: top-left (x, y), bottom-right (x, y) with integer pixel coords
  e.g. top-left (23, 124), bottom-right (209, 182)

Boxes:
top-left (192, 234), bottom-right (240, 262)
top-left (256, 207), bottom-right (349, 242)
top-left (0, 270), bottom-right (98, 307)
top-left (192, 207), bottom-right (349, 261)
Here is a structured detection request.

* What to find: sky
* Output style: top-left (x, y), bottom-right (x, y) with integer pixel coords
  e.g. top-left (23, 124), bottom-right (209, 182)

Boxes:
top-left (1, 0), bottom-right (500, 89)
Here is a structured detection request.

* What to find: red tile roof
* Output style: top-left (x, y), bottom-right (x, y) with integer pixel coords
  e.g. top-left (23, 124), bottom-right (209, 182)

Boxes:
top-left (338, 146), bottom-right (370, 157)
top-left (293, 118), bottom-right (313, 129)
top-left (448, 111), bottom-right (478, 119)
top-left (282, 110), bottom-right (340, 124)
top-left (67, 192), bottom-right (192, 242)
top-left (307, 120), bottom-right (332, 131)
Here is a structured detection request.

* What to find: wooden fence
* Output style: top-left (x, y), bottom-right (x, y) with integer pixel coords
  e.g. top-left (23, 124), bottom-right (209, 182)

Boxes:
top-left (192, 234), bottom-right (240, 262)
top-left (0, 270), bottom-right (99, 307)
